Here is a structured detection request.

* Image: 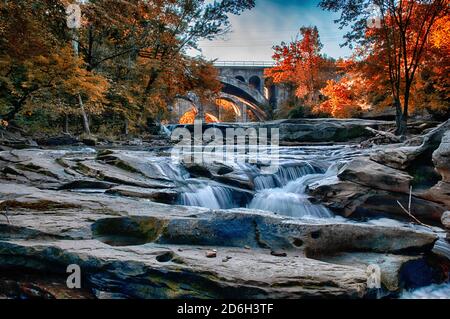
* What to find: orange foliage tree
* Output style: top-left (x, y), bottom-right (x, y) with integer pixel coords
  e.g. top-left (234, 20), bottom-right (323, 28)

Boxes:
top-left (320, 0), bottom-right (448, 134)
top-left (0, 0), bottom-right (108, 129)
top-left (265, 26), bottom-right (336, 112)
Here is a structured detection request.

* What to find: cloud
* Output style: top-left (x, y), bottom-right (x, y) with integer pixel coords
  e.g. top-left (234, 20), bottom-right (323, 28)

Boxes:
top-left (190, 0), bottom-right (353, 61)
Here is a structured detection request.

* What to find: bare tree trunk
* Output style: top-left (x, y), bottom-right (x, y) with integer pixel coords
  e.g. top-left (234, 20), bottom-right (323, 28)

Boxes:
top-left (78, 94), bottom-right (91, 136)
top-left (124, 118), bottom-right (129, 136)
top-left (394, 98), bottom-right (404, 135)
top-left (64, 114), bottom-right (70, 134)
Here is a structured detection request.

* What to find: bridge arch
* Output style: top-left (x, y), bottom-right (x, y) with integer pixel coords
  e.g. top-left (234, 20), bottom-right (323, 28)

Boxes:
top-left (218, 76), bottom-right (267, 106)
top-left (249, 76), bottom-right (262, 92)
top-left (235, 75), bottom-right (246, 83)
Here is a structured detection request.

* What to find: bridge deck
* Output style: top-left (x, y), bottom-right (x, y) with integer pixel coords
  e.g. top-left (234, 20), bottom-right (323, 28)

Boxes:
top-left (214, 61), bottom-right (275, 68)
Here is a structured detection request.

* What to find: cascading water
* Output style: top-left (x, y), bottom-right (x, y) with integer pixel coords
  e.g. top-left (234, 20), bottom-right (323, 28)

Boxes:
top-left (249, 163), bottom-right (337, 218)
top-left (176, 147), bottom-right (348, 218)
top-left (253, 162), bottom-right (323, 190)
top-left (180, 185), bottom-right (237, 209)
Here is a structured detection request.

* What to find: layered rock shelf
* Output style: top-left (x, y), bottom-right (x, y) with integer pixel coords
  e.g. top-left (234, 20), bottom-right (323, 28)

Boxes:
top-left (0, 119), bottom-right (449, 299)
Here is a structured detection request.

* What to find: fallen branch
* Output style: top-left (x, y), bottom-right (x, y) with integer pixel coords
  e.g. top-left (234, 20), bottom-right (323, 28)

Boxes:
top-left (396, 187), bottom-right (433, 229)
top-left (365, 127), bottom-right (402, 143)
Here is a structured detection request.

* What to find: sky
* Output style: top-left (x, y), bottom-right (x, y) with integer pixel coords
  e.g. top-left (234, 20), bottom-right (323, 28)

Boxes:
top-left (189, 0), bottom-right (353, 62)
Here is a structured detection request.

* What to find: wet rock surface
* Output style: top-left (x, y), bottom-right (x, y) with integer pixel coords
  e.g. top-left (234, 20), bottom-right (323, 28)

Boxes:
top-left (0, 120), bottom-right (449, 299)
top-left (0, 180), bottom-right (444, 299)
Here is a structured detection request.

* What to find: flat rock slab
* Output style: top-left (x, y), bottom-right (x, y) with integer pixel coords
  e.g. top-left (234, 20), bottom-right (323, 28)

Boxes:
top-left (0, 240), bottom-right (369, 299)
top-left (317, 253), bottom-right (423, 292)
top-left (106, 185), bottom-right (179, 204)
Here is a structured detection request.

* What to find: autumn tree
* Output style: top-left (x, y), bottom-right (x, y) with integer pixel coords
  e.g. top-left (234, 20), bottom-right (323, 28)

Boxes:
top-left (320, 0), bottom-right (448, 135)
top-left (265, 26), bottom-right (336, 116)
top-left (76, 0), bottom-right (254, 131)
top-left (0, 0), bottom-right (108, 131)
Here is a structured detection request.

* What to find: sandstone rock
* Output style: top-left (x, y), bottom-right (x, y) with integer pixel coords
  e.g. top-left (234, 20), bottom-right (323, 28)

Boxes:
top-left (370, 120), bottom-right (449, 170)
top-left (308, 177), bottom-right (445, 222)
top-left (170, 119), bottom-right (395, 144)
top-left (97, 151), bottom-right (183, 182)
top-left (0, 150), bottom-right (82, 187)
top-left (183, 161), bottom-right (254, 190)
top-left (307, 177), bottom-right (375, 216)
top-left (106, 185), bottom-right (179, 204)
top-left (276, 119), bottom-right (394, 143)
top-left (0, 178), bottom-right (442, 299)
top-left (0, 240), bottom-right (370, 299)
top-left (419, 181), bottom-right (450, 209)
top-left (82, 137), bottom-right (97, 147)
top-left (316, 253), bottom-right (431, 292)
top-left (74, 160), bottom-right (176, 189)
top-left (91, 211), bottom-right (438, 255)
top-left (337, 158), bottom-right (413, 193)
top-left (442, 212), bottom-right (450, 229)
top-left (433, 131), bottom-right (450, 182)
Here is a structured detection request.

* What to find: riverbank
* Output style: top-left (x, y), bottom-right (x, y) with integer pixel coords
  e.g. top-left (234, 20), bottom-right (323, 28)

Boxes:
top-left (0, 119), bottom-right (448, 299)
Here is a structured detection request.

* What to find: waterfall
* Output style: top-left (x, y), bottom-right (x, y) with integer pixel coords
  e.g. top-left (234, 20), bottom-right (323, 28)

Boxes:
top-left (249, 190), bottom-right (333, 218)
top-left (276, 162), bottom-right (323, 185)
top-left (180, 185), bottom-right (237, 209)
top-left (254, 162), bottom-right (324, 191)
top-left (249, 164), bottom-right (335, 219)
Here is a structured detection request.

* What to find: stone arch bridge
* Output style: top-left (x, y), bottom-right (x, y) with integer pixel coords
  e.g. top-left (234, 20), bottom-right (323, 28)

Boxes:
top-left (170, 61), bottom-right (288, 124)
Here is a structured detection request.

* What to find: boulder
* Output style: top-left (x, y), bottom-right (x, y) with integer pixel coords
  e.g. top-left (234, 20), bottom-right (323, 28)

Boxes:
top-left (307, 177), bottom-right (446, 222)
top-left (419, 182), bottom-right (450, 209)
top-left (82, 137), bottom-right (97, 147)
top-left (370, 120), bottom-right (450, 170)
top-left (337, 158), bottom-right (413, 193)
top-left (307, 177), bottom-right (375, 216)
top-left (433, 131), bottom-right (450, 182)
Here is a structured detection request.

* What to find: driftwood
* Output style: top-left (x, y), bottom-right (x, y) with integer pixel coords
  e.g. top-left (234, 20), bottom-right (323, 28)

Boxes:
top-left (365, 127), bottom-right (403, 143)
top-left (396, 187), bottom-right (433, 230)
top-left (360, 126), bottom-right (404, 148)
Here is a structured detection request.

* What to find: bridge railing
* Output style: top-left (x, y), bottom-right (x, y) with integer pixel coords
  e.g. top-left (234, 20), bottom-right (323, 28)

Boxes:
top-left (214, 61), bottom-right (275, 67)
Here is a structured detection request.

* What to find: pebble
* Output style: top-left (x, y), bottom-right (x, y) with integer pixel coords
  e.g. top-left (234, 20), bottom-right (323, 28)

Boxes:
top-left (206, 251), bottom-right (217, 258)
top-left (271, 250), bottom-right (287, 257)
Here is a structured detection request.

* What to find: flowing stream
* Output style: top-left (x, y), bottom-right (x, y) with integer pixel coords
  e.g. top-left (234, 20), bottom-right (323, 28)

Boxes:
top-left (176, 145), bottom-right (359, 219)
top-left (102, 143), bottom-right (448, 299)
